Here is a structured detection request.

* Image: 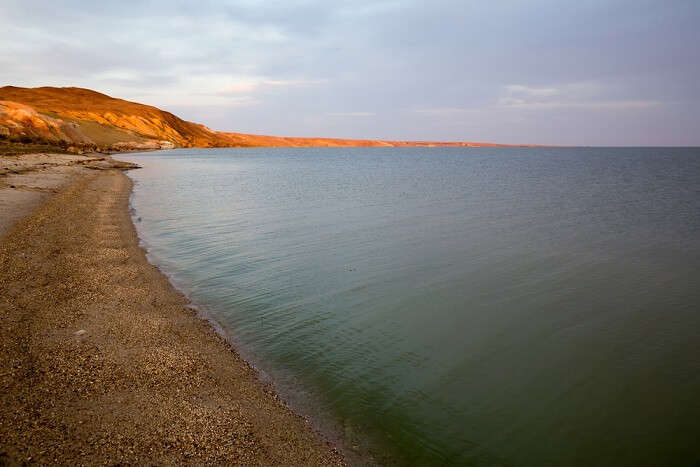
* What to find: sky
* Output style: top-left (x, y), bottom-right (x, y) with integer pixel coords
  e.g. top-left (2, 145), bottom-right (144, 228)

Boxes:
top-left (1, 0), bottom-right (698, 145)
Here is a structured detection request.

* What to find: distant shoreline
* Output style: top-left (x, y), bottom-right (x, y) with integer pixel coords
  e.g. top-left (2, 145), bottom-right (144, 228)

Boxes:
top-left (1, 85), bottom-right (545, 152)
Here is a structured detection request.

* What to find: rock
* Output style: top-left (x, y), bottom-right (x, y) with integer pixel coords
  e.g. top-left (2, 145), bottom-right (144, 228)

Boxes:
top-left (75, 329), bottom-right (87, 336)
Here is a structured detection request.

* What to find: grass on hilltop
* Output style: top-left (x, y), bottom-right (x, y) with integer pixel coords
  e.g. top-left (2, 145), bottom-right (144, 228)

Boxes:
top-left (0, 133), bottom-right (99, 156)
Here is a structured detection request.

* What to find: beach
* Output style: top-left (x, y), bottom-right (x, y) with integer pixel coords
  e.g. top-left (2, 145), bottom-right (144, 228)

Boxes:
top-left (0, 153), bottom-right (345, 465)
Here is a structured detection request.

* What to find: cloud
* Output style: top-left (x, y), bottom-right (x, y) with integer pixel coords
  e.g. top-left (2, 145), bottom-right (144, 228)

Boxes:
top-left (327, 112), bottom-right (375, 117)
top-left (497, 83), bottom-right (661, 111)
top-left (413, 107), bottom-right (477, 116)
top-left (264, 79), bottom-right (327, 87)
top-left (503, 85), bottom-right (560, 98)
top-left (217, 83), bottom-right (259, 94)
top-left (217, 79), bottom-right (327, 95)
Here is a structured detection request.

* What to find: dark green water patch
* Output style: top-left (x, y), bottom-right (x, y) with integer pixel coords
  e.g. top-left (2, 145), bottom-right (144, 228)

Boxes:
top-left (121, 147), bottom-right (700, 466)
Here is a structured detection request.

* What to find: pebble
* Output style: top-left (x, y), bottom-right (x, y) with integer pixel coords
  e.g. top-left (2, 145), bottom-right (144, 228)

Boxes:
top-left (0, 168), bottom-right (346, 466)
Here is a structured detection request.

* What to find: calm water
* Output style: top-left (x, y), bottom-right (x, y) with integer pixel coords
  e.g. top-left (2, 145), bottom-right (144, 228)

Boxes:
top-left (119, 147), bottom-right (700, 466)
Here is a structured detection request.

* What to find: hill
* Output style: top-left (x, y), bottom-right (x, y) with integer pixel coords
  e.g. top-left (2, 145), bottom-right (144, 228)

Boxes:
top-left (0, 86), bottom-right (531, 151)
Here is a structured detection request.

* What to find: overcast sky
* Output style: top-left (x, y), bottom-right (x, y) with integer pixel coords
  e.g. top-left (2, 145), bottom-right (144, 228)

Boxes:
top-left (1, 0), bottom-right (698, 145)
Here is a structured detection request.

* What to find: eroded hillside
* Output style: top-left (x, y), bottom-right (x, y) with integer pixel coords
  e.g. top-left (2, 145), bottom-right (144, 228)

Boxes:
top-left (0, 86), bottom-right (532, 151)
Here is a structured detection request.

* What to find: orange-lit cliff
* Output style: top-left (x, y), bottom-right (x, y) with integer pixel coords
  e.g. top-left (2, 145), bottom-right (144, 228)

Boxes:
top-left (0, 86), bottom-right (534, 150)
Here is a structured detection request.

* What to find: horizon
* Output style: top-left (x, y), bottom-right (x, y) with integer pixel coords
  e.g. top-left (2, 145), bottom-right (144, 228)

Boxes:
top-left (1, 1), bottom-right (698, 146)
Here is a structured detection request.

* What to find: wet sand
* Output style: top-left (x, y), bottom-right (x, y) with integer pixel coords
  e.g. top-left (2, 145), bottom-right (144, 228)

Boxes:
top-left (0, 154), bottom-right (345, 465)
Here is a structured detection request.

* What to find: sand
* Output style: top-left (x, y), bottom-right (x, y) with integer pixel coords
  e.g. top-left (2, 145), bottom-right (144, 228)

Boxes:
top-left (0, 154), bottom-right (345, 465)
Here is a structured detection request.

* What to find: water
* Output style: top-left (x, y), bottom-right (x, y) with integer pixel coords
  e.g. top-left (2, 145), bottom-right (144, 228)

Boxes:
top-left (118, 147), bottom-right (700, 466)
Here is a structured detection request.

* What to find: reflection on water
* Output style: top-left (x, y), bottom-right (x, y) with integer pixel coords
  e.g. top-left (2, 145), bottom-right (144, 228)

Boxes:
top-left (120, 147), bottom-right (700, 466)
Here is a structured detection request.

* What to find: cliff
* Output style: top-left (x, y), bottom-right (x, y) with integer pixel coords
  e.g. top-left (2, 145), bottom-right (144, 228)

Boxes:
top-left (0, 86), bottom-right (529, 151)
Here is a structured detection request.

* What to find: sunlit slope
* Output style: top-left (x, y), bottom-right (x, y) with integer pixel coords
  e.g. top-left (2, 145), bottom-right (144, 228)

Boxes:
top-left (0, 86), bottom-right (534, 150)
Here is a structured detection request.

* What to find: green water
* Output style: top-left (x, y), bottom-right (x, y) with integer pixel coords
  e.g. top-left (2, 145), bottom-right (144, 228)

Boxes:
top-left (120, 147), bottom-right (700, 465)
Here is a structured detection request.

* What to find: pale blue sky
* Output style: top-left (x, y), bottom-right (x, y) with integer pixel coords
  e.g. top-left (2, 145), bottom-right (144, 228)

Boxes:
top-left (1, 0), bottom-right (698, 145)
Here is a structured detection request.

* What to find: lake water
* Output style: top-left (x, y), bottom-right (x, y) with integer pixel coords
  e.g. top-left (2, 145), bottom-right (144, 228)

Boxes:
top-left (119, 147), bottom-right (700, 466)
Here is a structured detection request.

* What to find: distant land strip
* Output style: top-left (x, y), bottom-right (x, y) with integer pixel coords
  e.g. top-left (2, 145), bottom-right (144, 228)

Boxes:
top-left (0, 86), bottom-right (539, 153)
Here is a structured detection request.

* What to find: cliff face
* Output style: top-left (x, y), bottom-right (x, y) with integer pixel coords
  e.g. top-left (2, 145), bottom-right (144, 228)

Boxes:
top-left (0, 87), bottom-right (215, 150)
top-left (0, 86), bottom-right (528, 150)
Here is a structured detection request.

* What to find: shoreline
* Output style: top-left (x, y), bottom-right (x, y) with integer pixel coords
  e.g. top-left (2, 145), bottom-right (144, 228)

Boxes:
top-left (119, 154), bottom-right (381, 467)
top-left (0, 153), bottom-right (346, 465)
